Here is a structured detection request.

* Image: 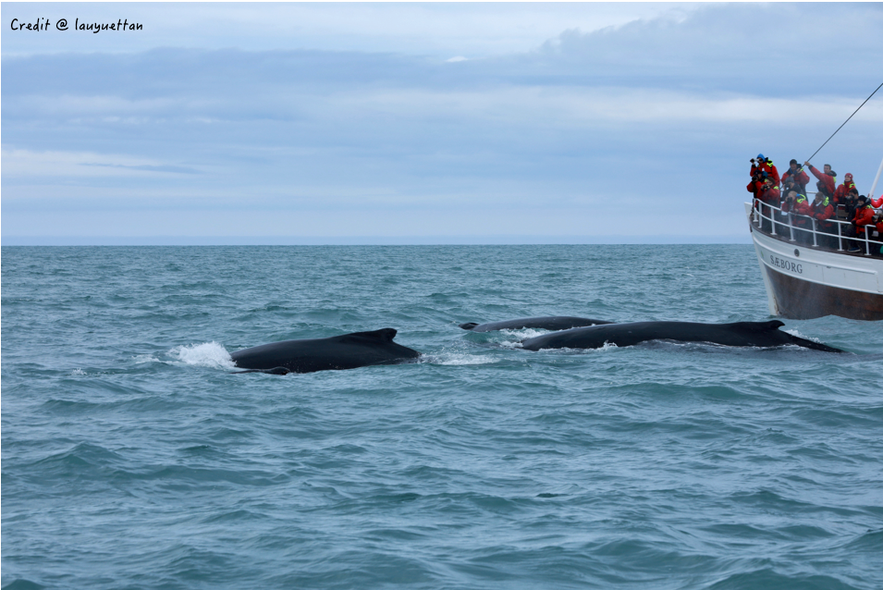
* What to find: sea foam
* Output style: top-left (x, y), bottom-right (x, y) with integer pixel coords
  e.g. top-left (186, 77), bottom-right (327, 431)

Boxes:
top-left (168, 341), bottom-right (236, 369)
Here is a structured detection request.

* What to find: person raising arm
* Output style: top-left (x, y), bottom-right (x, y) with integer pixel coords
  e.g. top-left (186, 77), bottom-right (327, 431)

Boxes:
top-left (805, 161), bottom-right (837, 198)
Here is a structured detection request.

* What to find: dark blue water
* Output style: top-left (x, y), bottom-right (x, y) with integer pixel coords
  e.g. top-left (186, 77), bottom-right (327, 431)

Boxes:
top-left (3, 245), bottom-right (882, 590)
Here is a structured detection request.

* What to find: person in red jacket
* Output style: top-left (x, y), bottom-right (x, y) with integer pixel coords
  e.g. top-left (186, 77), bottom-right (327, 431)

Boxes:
top-left (747, 155), bottom-right (768, 200)
top-left (751, 177), bottom-right (780, 231)
top-left (782, 190), bottom-right (811, 216)
top-left (810, 191), bottom-right (836, 248)
top-left (805, 161), bottom-right (837, 199)
top-left (747, 176), bottom-right (763, 200)
top-left (758, 177), bottom-right (781, 205)
top-left (751, 154), bottom-right (780, 186)
top-left (781, 159), bottom-right (809, 195)
top-left (781, 190), bottom-right (813, 242)
top-left (846, 195), bottom-right (876, 252)
top-left (871, 194), bottom-right (883, 208)
top-left (834, 173), bottom-right (857, 205)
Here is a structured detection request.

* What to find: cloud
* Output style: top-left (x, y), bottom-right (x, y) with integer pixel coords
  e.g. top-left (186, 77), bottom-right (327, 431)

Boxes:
top-left (3, 3), bottom-right (882, 243)
top-left (528, 3), bottom-right (882, 94)
top-left (1, 2), bottom-right (698, 58)
top-left (1, 148), bottom-right (202, 179)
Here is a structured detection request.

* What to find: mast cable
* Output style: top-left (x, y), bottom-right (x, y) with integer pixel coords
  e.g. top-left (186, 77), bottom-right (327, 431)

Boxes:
top-left (805, 81), bottom-right (883, 164)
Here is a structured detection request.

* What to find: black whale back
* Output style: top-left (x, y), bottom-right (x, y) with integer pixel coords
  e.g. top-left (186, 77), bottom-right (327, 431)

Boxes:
top-left (519, 320), bottom-right (844, 353)
top-left (231, 328), bottom-right (420, 374)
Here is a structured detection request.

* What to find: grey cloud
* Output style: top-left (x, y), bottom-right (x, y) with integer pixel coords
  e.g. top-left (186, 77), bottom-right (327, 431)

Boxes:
top-left (521, 3), bottom-right (883, 95)
top-left (3, 3), bottom-right (882, 242)
top-left (81, 162), bottom-right (201, 174)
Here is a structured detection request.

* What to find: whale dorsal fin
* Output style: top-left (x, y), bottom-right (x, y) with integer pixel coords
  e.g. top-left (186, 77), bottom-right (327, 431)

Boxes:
top-left (734, 320), bottom-right (785, 332)
top-left (346, 328), bottom-right (398, 342)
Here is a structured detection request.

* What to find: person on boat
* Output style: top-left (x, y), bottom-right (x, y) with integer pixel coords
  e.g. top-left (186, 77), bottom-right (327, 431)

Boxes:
top-left (841, 187), bottom-right (860, 220)
top-left (758, 177), bottom-right (780, 204)
top-left (751, 177), bottom-right (780, 231)
top-left (781, 190), bottom-right (813, 243)
top-left (805, 161), bottom-right (837, 198)
top-left (747, 172), bottom-right (765, 200)
top-left (751, 154), bottom-right (780, 186)
top-left (747, 164), bottom-right (771, 212)
top-left (834, 173), bottom-right (857, 206)
top-left (782, 190), bottom-right (811, 216)
top-left (810, 191), bottom-right (836, 248)
top-left (871, 194), bottom-right (883, 208)
top-left (846, 195), bottom-right (876, 252)
top-left (781, 159), bottom-right (809, 195)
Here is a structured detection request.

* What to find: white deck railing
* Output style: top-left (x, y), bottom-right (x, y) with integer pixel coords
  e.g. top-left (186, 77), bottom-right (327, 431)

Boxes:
top-left (751, 195), bottom-right (883, 256)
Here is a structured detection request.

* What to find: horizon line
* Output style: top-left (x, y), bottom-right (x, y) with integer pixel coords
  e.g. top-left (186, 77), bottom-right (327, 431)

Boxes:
top-left (2, 235), bottom-right (752, 246)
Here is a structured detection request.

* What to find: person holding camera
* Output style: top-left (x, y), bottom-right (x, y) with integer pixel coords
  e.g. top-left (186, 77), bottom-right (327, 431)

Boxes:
top-left (781, 159), bottom-right (809, 196)
top-left (842, 187), bottom-right (860, 220)
top-left (751, 176), bottom-right (780, 231)
top-left (747, 170), bottom-right (766, 200)
top-left (758, 176), bottom-right (780, 204)
top-left (751, 154), bottom-right (780, 186)
top-left (810, 191), bottom-right (836, 248)
top-left (781, 190), bottom-right (812, 242)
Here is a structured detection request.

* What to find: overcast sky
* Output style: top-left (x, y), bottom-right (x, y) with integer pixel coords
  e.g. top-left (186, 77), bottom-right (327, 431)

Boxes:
top-left (3, 2), bottom-right (882, 244)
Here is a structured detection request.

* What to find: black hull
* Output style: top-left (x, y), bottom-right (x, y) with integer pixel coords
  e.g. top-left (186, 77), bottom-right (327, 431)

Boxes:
top-left (763, 264), bottom-right (883, 321)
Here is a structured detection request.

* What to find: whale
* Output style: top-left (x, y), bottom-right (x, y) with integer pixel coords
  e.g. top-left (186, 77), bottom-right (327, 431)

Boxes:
top-left (519, 320), bottom-right (844, 353)
top-left (459, 316), bottom-right (613, 332)
top-left (230, 328), bottom-right (421, 374)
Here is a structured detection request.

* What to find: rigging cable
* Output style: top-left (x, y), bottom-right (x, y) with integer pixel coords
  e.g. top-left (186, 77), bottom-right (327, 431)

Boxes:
top-left (805, 80), bottom-right (883, 164)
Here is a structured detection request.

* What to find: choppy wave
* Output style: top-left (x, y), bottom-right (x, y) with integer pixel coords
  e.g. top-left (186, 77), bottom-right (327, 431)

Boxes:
top-left (3, 245), bottom-right (882, 590)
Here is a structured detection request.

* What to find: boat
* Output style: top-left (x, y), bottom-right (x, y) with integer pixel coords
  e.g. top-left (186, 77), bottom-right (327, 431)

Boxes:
top-left (745, 158), bottom-right (883, 321)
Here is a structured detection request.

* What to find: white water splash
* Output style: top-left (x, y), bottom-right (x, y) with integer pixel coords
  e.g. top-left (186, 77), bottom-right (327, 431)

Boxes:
top-left (168, 342), bottom-right (236, 369)
top-left (423, 352), bottom-right (499, 366)
top-left (560, 341), bottom-right (620, 353)
top-left (784, 329), bottom-right (825, 344)
top-left (500, 337), bottom-right (620, 353)
top-left (133, 353), bottom-right (161, 364)
top-left (491, 328), bottom-right (550, 349)
top-left (500, 328), bottom-right (548, 339)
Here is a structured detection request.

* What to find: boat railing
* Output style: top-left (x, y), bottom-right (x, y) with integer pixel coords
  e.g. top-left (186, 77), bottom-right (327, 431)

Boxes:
top-left (750, 194), bottom-right (883, 256)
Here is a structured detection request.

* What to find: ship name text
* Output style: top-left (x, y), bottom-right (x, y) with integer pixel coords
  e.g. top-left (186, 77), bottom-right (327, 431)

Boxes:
top-left (768, 254), bottom-right (803, 274)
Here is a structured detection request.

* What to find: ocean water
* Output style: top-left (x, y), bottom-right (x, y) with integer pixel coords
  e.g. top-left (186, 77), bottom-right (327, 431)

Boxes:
top-left (2, 244), bottom-right (882, 590)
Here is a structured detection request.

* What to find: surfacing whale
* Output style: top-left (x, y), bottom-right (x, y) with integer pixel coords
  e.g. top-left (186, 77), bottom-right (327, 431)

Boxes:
top-left (519, 320), bottom-right (844, 353)
top-left (230, 328), bottom-right (421, 374)
top-left (459, 316), bottom-right (613, 332)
